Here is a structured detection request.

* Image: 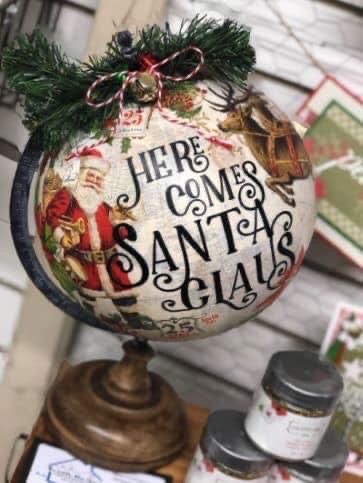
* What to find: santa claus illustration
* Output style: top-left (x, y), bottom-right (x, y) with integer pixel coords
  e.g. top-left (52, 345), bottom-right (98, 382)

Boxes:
top-left (45, 147), bottom-right (155, 331)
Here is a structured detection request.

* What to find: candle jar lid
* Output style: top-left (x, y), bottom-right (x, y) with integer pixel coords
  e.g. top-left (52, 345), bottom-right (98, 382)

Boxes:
top-left (262, 351), bottom-right (343, 412)
top-left (284, 428), bottom-right (349, 480)
top-left (201, 410), bottom-right (273, 476)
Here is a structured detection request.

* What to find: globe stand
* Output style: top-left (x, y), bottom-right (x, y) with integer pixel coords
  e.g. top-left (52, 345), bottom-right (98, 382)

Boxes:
top-left (46, 338), bottom-right (187, 471)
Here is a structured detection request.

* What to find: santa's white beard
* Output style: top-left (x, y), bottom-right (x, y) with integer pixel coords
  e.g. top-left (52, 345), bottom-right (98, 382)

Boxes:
top-left (72, 184), bottom-right (104, 215)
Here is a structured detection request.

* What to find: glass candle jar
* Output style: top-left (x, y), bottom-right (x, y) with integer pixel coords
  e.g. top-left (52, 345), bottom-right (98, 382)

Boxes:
top-left (185, 410), bottom-right (273, 482)
top-left (269, 428), bottom-right (349, 482)
top-left (244, 351), bottom-right (343, 461)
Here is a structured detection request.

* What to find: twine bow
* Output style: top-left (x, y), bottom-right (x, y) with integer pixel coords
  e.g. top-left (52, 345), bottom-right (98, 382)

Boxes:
top-left (85, 46), bottom-right (233, 150)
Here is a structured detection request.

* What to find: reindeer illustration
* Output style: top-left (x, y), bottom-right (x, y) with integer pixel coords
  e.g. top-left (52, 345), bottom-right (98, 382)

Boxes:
top-left (209, 84), bottom-right (312, 207)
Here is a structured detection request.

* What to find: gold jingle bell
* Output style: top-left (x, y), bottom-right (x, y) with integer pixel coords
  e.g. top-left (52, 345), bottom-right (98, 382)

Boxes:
top-left (130, 72), bottom-right (158, 103)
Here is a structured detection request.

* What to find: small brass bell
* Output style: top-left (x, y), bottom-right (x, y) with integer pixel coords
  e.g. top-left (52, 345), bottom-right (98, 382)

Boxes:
top-left (130, 72), bottom-right (158, 103)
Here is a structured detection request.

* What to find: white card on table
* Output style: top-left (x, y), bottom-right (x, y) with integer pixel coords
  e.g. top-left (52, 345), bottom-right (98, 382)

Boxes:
top-left (26, 443), bottom-right (169, 483)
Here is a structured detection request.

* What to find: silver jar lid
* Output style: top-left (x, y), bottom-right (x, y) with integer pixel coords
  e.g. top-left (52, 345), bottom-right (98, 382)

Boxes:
top-left (262, 351), bottom-right (343, 412)
top-left (284, 428), bottom-right (349, 480)
top-left (201, 410), bottom-right (273, 475)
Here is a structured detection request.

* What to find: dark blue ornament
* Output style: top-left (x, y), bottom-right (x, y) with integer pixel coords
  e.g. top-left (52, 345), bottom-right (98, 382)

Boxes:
top-left (116, 30), bottom-right (133, 47)
top-left (115, 30), bottom-right (137, 64)
top-left (122, 46), bottom-right (137, 62)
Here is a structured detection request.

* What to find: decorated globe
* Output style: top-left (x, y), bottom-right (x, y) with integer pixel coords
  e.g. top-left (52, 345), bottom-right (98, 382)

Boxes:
top-left (5, 20), bottom-right (316, 341)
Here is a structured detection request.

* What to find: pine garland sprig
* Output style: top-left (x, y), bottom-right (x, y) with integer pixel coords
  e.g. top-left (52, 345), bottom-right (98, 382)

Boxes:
top-left (2, 16), bottom-right (255, 153)
top-left (136, 16), bottom-right (255, 86)
top-left (2, 30), bottom-right (129, 151)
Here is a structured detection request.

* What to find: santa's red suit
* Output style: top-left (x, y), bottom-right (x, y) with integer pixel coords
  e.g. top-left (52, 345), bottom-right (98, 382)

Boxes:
top-left (46, 187), bottom-right (131, 296)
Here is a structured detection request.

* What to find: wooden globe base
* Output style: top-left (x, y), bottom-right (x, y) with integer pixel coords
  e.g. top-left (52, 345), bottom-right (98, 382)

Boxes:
top-left (46, 339), bottom-right (187, 471)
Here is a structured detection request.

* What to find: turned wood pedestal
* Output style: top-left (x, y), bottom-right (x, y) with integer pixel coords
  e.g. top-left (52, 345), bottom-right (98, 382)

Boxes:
top-left (45, 340), bottom-right (188, 471)
top-left (11, 400), bottom-right (208, 483)
top-left (10, 360), bottom-right (209, 483)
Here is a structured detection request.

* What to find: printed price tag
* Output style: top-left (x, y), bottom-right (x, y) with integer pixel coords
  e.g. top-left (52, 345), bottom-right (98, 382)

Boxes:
top-left (60, 157), bottom-right (80, 184)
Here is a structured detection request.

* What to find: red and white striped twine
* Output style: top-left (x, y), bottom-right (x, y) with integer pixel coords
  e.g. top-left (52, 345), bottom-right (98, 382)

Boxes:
top-left (84, 45), bottom-right (233, 151)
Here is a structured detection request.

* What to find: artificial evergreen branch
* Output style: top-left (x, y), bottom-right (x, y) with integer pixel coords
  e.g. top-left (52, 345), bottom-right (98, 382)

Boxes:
top-left (2, 31), bottom-right (126, 151)
top-left (2, 16), bottom-right (255, 153)
top-left (136, 17), bottom-right (255, 86)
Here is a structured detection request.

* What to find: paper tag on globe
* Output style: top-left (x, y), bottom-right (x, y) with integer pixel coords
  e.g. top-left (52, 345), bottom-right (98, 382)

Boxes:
top-left (59, 157), bottom-right (80, 185)
top-left (114, 104), bottom-right (152, 140)
top-left (27, 442), bottom-right (168, 483)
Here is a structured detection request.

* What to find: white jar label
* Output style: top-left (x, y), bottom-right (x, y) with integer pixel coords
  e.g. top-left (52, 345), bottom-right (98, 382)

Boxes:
top-left (268, 465), bottom-right (310, 483)
top-left (245, 387), bottom-right (331, 460)
top-left (268, 464), bottom-right (340, 483)
top-left (185, 446), bottom-right (269, 483)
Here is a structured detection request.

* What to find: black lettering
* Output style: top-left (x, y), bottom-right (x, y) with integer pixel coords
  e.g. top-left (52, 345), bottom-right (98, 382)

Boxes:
top-left (200, 169), bottom-right (234, 207)
top-left (180, 277), bottom-right (209, 309)
top-left (230, 164), bottom-right (244, 185)
top-left (212, 270), bottom-right (226, 304)
top-left (206, 207), bottom-right (241, 254)
top-left (212, 270), bottom-right (257, 310)
top-left (176, 220), bottom-right (210, 261)
top-left (170, 139), bottom-right (192, 173)
top-left (238, 200), bottom-right (273, 245)
top-left (124, 152), bottom-right (153, 208)
top-left (127, 151), bottom-right (153, 182)
top-left (189, 136), bottom-right (204, 155)
top-left (165, 184), bottom-right (186, 216)
top-left (149, 145), bottom-right (173, 180)
top-left (254, 252), bottom-right (268, 284)
top-left (110, 223), bottom-right (149, 287)
top-left (277, 232), bottom-right (296, 266)
top-left (185, 178), bottom-right (201, 199)
top-left (152, 231), bottom-right (179, 274)
top-left (170, 138), bottom-right (209, 174)
top-left (229, 262), bottom-right (252, 299)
